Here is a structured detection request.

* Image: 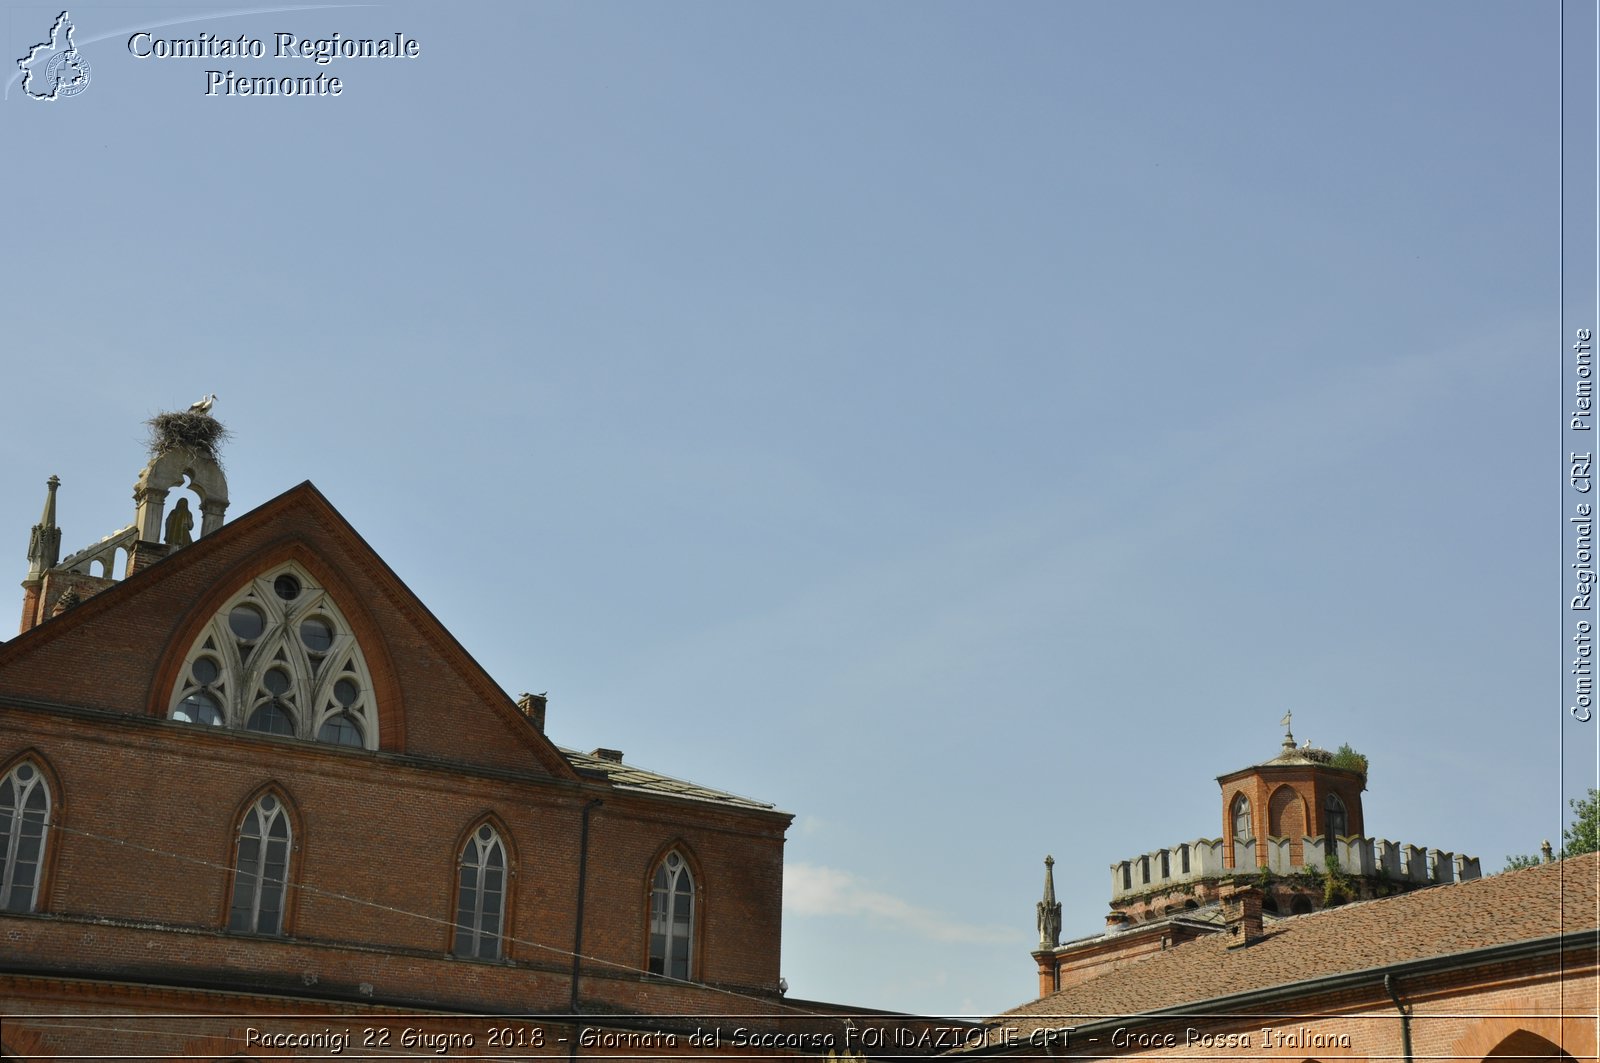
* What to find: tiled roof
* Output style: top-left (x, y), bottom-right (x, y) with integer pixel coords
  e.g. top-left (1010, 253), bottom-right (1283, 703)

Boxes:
top-left (1000, 852), bottom-right (1598, 1028)
top-left (562, 747), bottom-right (781, 813)
top-left (1055, 903), bottom-right (1235, 952)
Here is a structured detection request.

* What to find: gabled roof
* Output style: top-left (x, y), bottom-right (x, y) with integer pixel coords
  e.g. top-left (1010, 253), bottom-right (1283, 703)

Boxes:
top-left (1000, 852), bottom-right (1599, 1029)
top-left (563, 747), bottom-right (784, 813)
top-left (0, 481), bottom-right (580, 781)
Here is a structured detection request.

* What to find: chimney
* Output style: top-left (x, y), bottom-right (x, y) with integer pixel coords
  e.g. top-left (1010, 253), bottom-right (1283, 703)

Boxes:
top-left (1104, 910), bottom-right (1132, 932)
top-left (516, 692), bottom-right (548, 733)
top-left (1220, 885), bottom-right (1265, 946)
top-left (591, 748), bottom-right (624, 763)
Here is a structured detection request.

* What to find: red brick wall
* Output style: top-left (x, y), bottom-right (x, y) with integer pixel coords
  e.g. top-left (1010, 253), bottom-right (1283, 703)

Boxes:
top-left (0, 706), bottom-right (787, 1014)
top-left (1220, 763), bottom-right (1367, 868)
top-left (0, 486), bottom-right (792, 1035)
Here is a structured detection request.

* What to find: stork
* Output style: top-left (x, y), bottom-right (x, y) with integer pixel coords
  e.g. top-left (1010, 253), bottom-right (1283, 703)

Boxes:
top-left (188, 393), bottom-right (217, 415)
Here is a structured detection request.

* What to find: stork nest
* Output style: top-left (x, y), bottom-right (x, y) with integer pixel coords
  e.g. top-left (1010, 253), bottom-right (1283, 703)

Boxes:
top-left (145, 411), bottom-right (230, 461)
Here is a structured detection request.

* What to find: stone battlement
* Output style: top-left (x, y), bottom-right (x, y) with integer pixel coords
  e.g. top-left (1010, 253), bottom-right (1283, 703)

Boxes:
top-left (1110, 836), bottom-right (1480, 903)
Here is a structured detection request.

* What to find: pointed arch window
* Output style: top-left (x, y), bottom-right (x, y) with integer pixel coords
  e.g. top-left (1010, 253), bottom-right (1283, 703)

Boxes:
top-left (169, 564), bottom-right (378, 749)
top-left (454, 824), bottom-right (506, 960)
top-left (1231, 795), bottom-right (1253, 841)
top-left (0, 762), bottom-right (50, 913)
top-left (1324, 793), bottom-right (1348, 841)
top-left (228, 793), bottom-right (291, 935)
top-left (649, 851), bottom-right (694, 981)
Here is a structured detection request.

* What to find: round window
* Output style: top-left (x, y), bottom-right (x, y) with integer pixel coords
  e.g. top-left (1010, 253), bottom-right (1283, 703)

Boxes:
top-left (263, 668), bottom-right (291, 696)
top-left (273, 574), bottom-right (302, 601)
top-left (191, 657), bottom-right (220, 685)
top-left (300, 617), bottom-right (334, 653)
top-left (228, 604), bottom-right (265, 640)
top-left (333, 678), bottom-right (360, 706)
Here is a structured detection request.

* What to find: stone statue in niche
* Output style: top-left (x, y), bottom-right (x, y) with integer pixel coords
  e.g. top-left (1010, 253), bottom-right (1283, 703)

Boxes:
top-left (164, 497), bottom-right (194, 548)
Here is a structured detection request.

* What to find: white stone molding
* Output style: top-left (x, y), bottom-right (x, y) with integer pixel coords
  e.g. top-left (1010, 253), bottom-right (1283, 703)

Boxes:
top-left (168, 562), bottom-right (378, 749)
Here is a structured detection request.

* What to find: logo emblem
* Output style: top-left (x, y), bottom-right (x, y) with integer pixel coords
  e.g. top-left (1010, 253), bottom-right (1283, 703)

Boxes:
top-left (18, 11), bottom-right (91, 101)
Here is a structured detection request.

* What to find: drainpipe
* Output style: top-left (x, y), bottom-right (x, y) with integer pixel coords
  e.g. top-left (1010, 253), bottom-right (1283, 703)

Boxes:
top-left (568, 798), bottom-right (603, 1059)
top-left (1383, 973), bottom-right (1413, 1063)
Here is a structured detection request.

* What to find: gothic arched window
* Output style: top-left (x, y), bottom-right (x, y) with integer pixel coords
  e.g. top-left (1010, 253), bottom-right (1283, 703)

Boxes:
top-left (0, 762), bottom-right (50, 913)
top-left (1231, 795), bottom-right (1253, 841)
top-left (454, 824), bottom-right (507, 960)
top-left (228, 793), bottom-right (291, 935)
top-left (649, 851), bottom-right (694, 981)
top-left (1324, 793), bottom-right (1348, 840)
top-left (169, 564), bottom-right (378, 749)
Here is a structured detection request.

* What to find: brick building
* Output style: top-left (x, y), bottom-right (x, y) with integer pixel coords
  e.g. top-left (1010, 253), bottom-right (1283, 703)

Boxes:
top-left (0, 418), bottom-right (885, 1059)
top-left (987, 854), bottom-right (1596, 1062)
top-left (997, 735), bottom-right (1593, 1063)
top-left (1098, 723), bottom-right (1481, 928)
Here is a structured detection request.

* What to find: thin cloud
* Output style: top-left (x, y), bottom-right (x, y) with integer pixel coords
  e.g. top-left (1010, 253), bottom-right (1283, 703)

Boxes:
top-left (785, 862), bottom-right (1019, 945)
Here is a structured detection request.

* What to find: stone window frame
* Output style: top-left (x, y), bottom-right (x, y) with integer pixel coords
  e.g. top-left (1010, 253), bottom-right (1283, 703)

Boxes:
top-left (168, 562), bottom-right (378, 749)
top-left (453, 822), bottom-right (509, 961)
top-left (648, 849), bottom-right (696, 981)
top-left (227, 790), bottom-right (293, 936)
top-left (0, 759), bottom-right (51, 914)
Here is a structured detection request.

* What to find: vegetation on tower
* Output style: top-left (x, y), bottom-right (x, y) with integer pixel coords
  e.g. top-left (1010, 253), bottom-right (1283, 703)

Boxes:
top-left (1328, 743), bottom-right (1368, 776)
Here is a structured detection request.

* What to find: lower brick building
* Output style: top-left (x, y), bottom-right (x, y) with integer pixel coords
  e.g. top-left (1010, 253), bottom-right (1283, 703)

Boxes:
top-left (0, 418), bottom-right (904, 1059)
top-left (995, 735), bottom-right (1594, 1063)
top-left (983, 853), bottom-right (1596, 1062)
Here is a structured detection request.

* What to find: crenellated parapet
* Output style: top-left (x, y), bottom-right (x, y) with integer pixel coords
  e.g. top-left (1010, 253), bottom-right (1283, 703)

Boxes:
top-left (1109, 835), bottom-right (1480, 904)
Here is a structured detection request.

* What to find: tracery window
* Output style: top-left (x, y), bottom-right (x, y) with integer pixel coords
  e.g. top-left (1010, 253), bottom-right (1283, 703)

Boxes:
top-left (648, 851), bottom-right (694, 980)
top-left (0, 762), bottom-right (50, 913)
top-left (228, 793), bottom-right (291, 935)
top-left (454, 824), bottom-right (506, 960)
top-left (169, 564), bottom-right (378, 749)
top-left (1232, 795), bottom-right (1253, 841)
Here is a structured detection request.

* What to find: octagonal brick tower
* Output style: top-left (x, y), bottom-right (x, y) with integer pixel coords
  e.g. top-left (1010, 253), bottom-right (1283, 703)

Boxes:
top-left (1217, 719), bottom-right (1366, 871)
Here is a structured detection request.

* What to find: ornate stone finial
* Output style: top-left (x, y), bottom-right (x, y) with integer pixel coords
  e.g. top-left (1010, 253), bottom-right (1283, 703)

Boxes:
top-left (1037, 855), bottom-right (1062, 949)
top-left (25, 476), bottom-right (63, 581)
top-left (1280, 710), bottom-right (1295, 750)
top-left (163, 497), bottom-right (194, 548)
top-left (51, 586), bottom-right (81, 616)
top-left (1541, 839), bottom-right (1555, 863)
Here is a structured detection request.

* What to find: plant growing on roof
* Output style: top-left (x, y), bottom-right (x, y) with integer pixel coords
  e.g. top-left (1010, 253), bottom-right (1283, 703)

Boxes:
top-left (1328, 743), bottom-right (1368, 776)
top-left (1320, 852), bottom-right (1355, 905)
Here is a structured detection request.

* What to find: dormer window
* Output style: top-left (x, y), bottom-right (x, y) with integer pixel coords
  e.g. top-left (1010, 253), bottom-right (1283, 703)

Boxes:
top-left (168, 563), bottom-right (378, 749)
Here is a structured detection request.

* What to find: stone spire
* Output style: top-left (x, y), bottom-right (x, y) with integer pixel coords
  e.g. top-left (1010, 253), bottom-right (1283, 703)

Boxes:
top-left (1036, 855), bottom-right (1062, 948)
top-left (1280, 709), bottom-right (1295, 751)
top-left (25, 476), bottom-right (62, 581)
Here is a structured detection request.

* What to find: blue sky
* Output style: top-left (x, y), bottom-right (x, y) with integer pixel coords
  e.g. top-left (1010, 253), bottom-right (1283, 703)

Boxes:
top-left (3, 1), bottom-right (1595, 1018)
